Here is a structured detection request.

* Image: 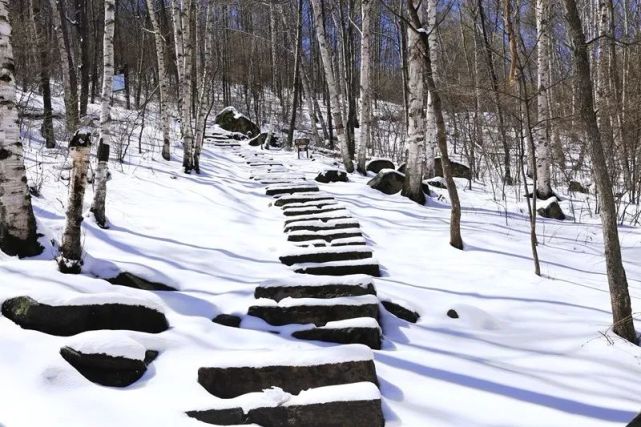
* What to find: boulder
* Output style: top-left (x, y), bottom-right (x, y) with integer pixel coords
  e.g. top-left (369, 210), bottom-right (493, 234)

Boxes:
top-left (255, 283), bottom-right (376, 302)
top-left (248, 133), bottom-right (268, 147)
top-left (248, 302), bottom-right (379, 327)
top-left (1, 296), bottom-right (169, 336)
top-left (366, 159), bottom-right (395, 174)
top-left (537, 199), bottom-right (566, 220)
top-left (212, 314), bottom-right (241, 328)
top-left (60, 346), bottom-right (158, 387)
top-left (568, 180), bottom-right (589, 194)
top-left (435, 158), bottom-right (472, 180)
top-left (397, 163), bottom-right (406, 174)
top-left (315, 169), bottom-right (348, 183)
top-left (213, 107), bottom-right (260, 137)
top-left (426, 177), bottom-right (447, 189)
top-left (382, 300), bottom-right (419, 323)
top-left (293, 326), bottom-right (382, 349)
top-left (107, 272), bottom-right (176, 291)
top-left (627, 412), bottom-right (641, 427)
top-left (187, 399), bottom-right (384, 426)
top-left (447, 309), bottom-right (459, 319)
top-left (367, 170), bottom-right (404, 195)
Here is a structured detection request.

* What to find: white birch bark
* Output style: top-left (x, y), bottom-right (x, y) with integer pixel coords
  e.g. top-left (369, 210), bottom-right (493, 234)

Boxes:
top-left (424, 0), bottom-right (437, 178)
top-left (534, 0), bottom-right (553, 199)
top-left (357, 0), bottom-right (373, 174)
top-left (58, 130), bottom-right (91, 273)
top-left (0, 0), bottom-right (42, 256)
top-left (91, 0), bottom-right (115, 228)
top-left (310, 0), bottom-right (354, 172)
top-left (193, 0), bottom-right (212, 173)
top-left (172, 0), bottom-right (194, 172)
top-left (402, 0), bottom-right (426, 204)
top-left (145, 0), bottom-right (171, 161)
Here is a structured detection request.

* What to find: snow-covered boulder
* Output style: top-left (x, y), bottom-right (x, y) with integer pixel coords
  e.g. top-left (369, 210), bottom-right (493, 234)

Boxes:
top-left (435, 158), bottom-right (472, 180)
top-left (315, 169), bottom-right (348, 183)
top-left (568, 180), bottom-right (589, 194)
top-left (366, 158), bottom-right (395, 174)
top-left (367, 169), bottom-right (404, 194)
top-left (537, 197), bottom-right (566, 220)
top-left (212, 314), bottom-right (241, 328)
top-left (1, 295), bottom-right (169, 336)
top-left (381, 300), bottom-right (420, 323)
top-left (107, 272), bottom-right (176, 291)
top-left (214, 106), bottom-right (260, 137)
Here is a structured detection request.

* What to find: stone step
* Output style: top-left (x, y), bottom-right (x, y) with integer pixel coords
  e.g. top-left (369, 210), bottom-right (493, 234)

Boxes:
top-left (281, 200), bottom-right (340, 210)
top-left (248, 295), bottom-right (379, 326)
top-left (283, 210), bottom-right (352, 226)
top-left (284, 218), bottom-right (360, 233)
top-left (266, 183), bottom-right (320, 196)
top-left (255, 275), bottom-right (376, 301)
top-left (292, 318), bottom-right (382, 350)
top-left (282, 205), bottom-right (347, 217)
top-left (187, 383), bottom-right (384, 426)
top-left (279, 245), bottom-right (373, 266)
top-left (287, 227), bottom-right (363, 243)
top-left (273, 192), bottom-right (335, 207)
top-left (197, 345), bottom-right (377, 398)
top-left (292, 259), bottom-right (381, 277)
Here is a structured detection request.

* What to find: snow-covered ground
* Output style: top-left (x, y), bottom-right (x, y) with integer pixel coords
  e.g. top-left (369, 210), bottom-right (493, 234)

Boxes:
top-left (1, 97), bottom-right (640, 426)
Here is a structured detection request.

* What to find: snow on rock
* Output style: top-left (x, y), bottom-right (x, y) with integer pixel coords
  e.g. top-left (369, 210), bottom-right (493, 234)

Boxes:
top-left (319, 317), bottom-right (381, 330)
top-left (253, 295), bottom-right (380, 308)
top-left (280, 245), bottom-right (372, 258)
top-left (36, 292), bottom-right (165, 313)
top-left (259, 274), bottom-right (374, 289)
top-left (64, 331), bottom-right (147, 360)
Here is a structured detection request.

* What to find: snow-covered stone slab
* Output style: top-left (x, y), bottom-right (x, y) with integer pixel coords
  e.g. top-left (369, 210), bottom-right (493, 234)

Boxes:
top-left (266, 183), bottom-right (320, 196)
top-left (331, 236), bottom-right (368, 246)
top-left (282, 205), bottom-right (348, 217)
top-left (292, 258), bottom-right (381, 277)
top-left (287, 227), bottom-right (363, 242)
top-left (279, 245), bottom-right (373, 266)
top-left (197, 345), bottom-right (378, 398)
top-left (273, 192), bottom-right (335, 207)
top-left (255, 277), bottom-right (376, 302)
top-left (284, 218), bottom-right (360, 233)
top-left (283, 209), bottom-right (352, 225)
top-left (281, 200), bottom-right (340, 210)
top-left (293, 317), bottom-right (382, 349)
top-left (187, 383), bottom-right (383, 426)
top-left (1, 295), bottom-right (169, 336)
top-left (248, 295), bottom-right (380, 326)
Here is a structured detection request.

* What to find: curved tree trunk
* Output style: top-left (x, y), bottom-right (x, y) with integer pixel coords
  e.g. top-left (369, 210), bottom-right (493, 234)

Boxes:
top-left (310, 0), bottom-right (354, 172)
top-left (146, 0), bottom-right (171, 161)
top-left (91, 0), bottom-right (115, 229)
top-left (357, 0), bottom-right (372, 175)
top-left (0, 0), bottom-right (43, 257)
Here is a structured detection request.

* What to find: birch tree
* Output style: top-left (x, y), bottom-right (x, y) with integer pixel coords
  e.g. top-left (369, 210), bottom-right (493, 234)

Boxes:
top-left (424, 0), bottom-right (438, 178)
top-left (534, 0), bottom-right (553, 199)
top-left (311, 0), bottom-right (354, 173)
top-left (91, 0), bottom-right (115, 229)
top-left (30, 0), bottom-right (55, 148)
top-left (562, 0), bottom-right (637, 344)
top-left (401, 0), bottom-right (426, 205)
top-left (58, 130), bottom-right (92, 273)
top-left (0, 0), bottom-right (42, 257)
top-left (145, 0), bottom-right (171, 161)
top-left (357, 0), bottom-right (373, 175)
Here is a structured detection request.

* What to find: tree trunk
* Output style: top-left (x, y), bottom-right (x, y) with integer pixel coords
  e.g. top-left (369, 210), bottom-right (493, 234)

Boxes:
top-left (424, 0), bottom-right (438, 178)
top-left (287, 0), bottom-right (303, 150)
top-left (58, 130), bottom-right (92, 273)
top-left (562, 0), bottom-right (637, 344)
top-left (76, 0), bottom-right (90, 117)
top-left (310, 0), bottom-right (353, 172)
top-left (51, 0), bottom-right (79, 133)
top-left (357, 0), bottom-right (372, 174)
top-left (0, 0), bottom-right (43, 257)
top-left (91, 0), bottom-right (116, 229)
top-left (30, 0), bottom-right (55, 148)
top-left (534, 0), bottom-right (553, 199)
top-left (401, 0), bottom-right (426, 205)
top-left (146, 0), bottom-right (171, 161)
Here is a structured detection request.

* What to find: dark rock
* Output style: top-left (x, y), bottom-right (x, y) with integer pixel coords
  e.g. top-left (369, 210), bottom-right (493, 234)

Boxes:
top-left (627, 412), bottom-right (641, 427)
top-left (274, 195), bottom-right (335, 207)
top-left (106, 272), bottom-right (176, 291)
top-left (367, 170), bottom-right (404, 195)
top-left (537, 199), bottom-right (566, 220)
top-left (447, 309), bottom-right (459, 319)
top-left (426, 177), bottom-right (447, 189)
top-left (212, 314), bottom-right (241, 328)
top-left (294, 261), bottom-right (380, 277)
top-left (283, 206), bottom-right (345, 217)
top-left (248, 133), bottom-right (268, 147)
top-left (293, 326), bottom-right (381, 349)
top-left (1, 296), bottom-right (169, 336)
top-left (187, 399), bottom-right (384, 427)
top-left (214, 107), bottom-right (260, 137)
top-left (284, 220), bottom-right (360, 233)
top-left (366, 159), bottom-right (395, 174)
top-left (435, 158), bottom-right (472, 180)
top-left (279, 249), bottom-right (373, 266)
top-left (198, 360), bottom-right (378, 398)
top-left (248, 303), bottom-right (379, 326)
top-left (266, 185), bottom-right (319, 196)
top-left (60, 347), bottom-right (158, 387)
top-left (255, 283), bottom-right (376, 302)
top-left (397, 163), bottom-right (406, 174)
top-left (287, 230), bottom-right (362, 243)
top-left (315, 169), bottom-right (348, 183)
top-left (382, 300), bottom-right (419, 323)
top-left (283, 213), bottom-right (352, 226)
top-left (568, 180), bottom-right (589, 194)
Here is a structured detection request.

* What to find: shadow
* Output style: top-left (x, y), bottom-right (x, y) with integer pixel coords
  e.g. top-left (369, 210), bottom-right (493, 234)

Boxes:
top-left (375, 352), bottom-right (637, 423)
